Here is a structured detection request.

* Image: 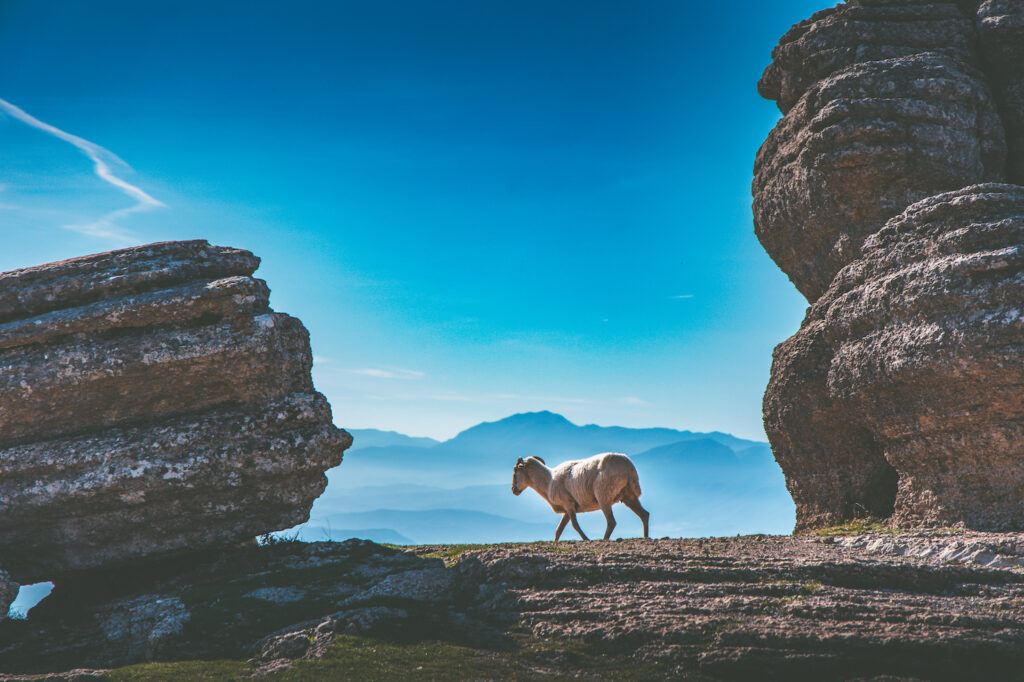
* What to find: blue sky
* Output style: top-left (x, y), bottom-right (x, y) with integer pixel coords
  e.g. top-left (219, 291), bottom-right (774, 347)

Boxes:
top-left (0, 0), bottom-right (824, 440)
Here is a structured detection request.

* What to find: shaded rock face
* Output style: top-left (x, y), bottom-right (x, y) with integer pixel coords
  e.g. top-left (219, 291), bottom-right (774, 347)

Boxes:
top-left (766, 185), bottom-right (1024, 529)
top-left (0, 540), bottom-right (487, 673)
top-left (977, 0), bottom-right (1024, 183)
top-left (757, 0), bottom-right (1024, 531)
top-left (0, 241), bottom-right (350, 582)
top-left (0, 572), bottom-right (16, 622)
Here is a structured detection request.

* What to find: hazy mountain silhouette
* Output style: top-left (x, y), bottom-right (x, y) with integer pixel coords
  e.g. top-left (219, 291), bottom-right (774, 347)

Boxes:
top-left (347, 428), bottom-right (440, 452)
top-left (435, 410), bottom-right (764, 463)
top-left (287, 411), bottom-right (796, 543)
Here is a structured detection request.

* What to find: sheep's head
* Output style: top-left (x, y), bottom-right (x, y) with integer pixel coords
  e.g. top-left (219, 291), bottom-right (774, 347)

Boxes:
top-left (511, 457), bottom-right (526, 496)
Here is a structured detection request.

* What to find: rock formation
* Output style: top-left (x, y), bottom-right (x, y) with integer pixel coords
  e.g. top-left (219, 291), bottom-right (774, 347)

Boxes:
top-left (756, 0), bottom-right (1024, 530)
top-left (0, 240), bottom-right (351, 583)
top-left (977, 0), bottom-right (1024, 183)
top-left (754, 52), bottom-right (1006, 301)
top-left (0, 572), bottom-right (16, 622)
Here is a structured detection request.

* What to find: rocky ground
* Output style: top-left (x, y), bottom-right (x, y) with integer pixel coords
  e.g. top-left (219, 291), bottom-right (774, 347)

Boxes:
top-left (4, 533), bottom-right (1024, 680)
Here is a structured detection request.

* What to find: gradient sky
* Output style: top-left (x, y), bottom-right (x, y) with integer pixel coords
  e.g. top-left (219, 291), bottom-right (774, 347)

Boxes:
top-left (0, 0), bottom-right (826, 440)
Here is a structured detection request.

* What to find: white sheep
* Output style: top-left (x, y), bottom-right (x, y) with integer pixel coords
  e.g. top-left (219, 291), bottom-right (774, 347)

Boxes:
top-left (511, 453), bottom-right (650, 541)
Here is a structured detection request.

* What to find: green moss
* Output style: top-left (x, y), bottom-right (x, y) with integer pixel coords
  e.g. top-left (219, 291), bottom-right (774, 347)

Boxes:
top-left (801, 579), bottom-right (824, 594)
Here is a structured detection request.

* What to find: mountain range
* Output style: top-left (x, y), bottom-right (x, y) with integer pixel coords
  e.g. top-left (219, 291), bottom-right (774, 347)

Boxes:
top-left (286, 411), bottom-right (795, 544)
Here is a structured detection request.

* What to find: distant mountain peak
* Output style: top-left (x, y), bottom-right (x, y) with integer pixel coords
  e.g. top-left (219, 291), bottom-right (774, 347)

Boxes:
top-left (501, 410), bottom-right (574, 425)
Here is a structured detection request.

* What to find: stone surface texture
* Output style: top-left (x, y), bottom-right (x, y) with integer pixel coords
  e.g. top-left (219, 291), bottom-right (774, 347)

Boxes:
top-left (977, 0), bottom-right (1024, 183)
top-left (766, 185), bottom-right (1024, 530)
top-left (6, 538), bottom-right (1024, 679)
top-left (754, 51), bottom-right (1006, 301)
top-left (756, 0), bottom-right (1024, 531)
top-left (0, 241), bottom-right (350, 583)
top-left (0, 571), bottom-right (16, 623)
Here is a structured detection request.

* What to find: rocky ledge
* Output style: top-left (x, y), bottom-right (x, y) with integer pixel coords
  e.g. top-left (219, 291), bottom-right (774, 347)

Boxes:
top-left (0, 241), bottom-right (351, 585)
top-left (4, 535), bottom-right (1024, 680)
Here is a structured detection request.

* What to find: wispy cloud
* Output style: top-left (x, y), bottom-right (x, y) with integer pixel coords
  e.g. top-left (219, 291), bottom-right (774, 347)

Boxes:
top-left (350, 367), bottom-right (426, 380)
top-left (0, 98), bottom-right (165, 243)
top-left (671, 294), bottom-right (694, 299)
top-left (620, 396), bottom-right (652, 406)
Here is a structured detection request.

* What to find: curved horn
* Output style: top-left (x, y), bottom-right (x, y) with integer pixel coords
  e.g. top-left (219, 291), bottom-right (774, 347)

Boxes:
top-left (532, 456), bottom-right (546, 465)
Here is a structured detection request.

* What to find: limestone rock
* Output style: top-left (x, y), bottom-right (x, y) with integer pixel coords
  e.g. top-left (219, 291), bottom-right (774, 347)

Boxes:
top-left (754, 52), bottom-right (1006, 302)
top-left (977, 0), bottom-right (1024, 183)
top-left (0, 571), bottom-right (16, 622)
top-left (765, 185), bottom-right (1024, 529)
top-left (762, 317), bottom-right (896, 531)
top-left (0, 241), bottom-right (350, 582)
top-left (758, 0), bottom-right (978, 114)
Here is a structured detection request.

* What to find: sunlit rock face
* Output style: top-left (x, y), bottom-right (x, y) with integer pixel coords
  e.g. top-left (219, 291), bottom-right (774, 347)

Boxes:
top-left (758, 0), bottom-right (979, 116)
top-left (766, 186), bottom-right (1024, 530)
top-left (754, 52), bottom-right (1006, 303)
top-left (0, 240), bottom-right (351, 582)
top-left (756, 0), bottom-right (1024, 531)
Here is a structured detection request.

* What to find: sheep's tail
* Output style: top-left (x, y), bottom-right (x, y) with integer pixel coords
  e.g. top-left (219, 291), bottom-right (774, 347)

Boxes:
top-left (627, 467), bottom-right (642, 499)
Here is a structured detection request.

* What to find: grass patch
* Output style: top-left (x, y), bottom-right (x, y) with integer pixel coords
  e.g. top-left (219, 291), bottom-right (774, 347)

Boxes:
top-left (102, 633), bottom-right (675, 681)
top-left (801, 520), bottom-right (898, 536)
top-left (802, 520), bottom-right (971, 537)
top-left (418, 544), bottom-right (490, 566)
top-left (104, 659), bottom-right (249, 681)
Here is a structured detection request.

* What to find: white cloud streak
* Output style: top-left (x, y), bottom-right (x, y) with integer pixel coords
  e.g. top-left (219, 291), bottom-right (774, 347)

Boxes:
top-left (0, 98), bottom-right (165, 242)
top-left (350, 367), bottom-right (426, 380)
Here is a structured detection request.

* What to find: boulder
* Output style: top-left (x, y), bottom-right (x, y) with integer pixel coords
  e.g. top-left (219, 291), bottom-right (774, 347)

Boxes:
top-left (765, 185), bottom-right (1024, 529)
top-left (754, 52), bottom-right (1006, 302)
top-left (0, 241), bottom-right (350, 582)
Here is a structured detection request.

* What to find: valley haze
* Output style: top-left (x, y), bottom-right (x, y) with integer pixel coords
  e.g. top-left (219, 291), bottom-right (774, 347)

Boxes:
top-left (285, 410), bottom-right (795, 545)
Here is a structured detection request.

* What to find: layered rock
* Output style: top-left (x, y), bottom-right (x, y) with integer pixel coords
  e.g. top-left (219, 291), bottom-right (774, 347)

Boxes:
top-left (754, 52), bottom-right (1006, 301)
top-left (0, 240), bottom-right (350, 582)
top-left (976, 0), bottom-right (1024, 183)
top-left (758, 0), bottom-right (979, 115)
top-left (7, 537), bottom-right (1024, 678)
top-left (0, 572), bottom-right (16, 622)
top-left (766, 185), bottom-right (1024, 529)
top-left (756, 0), bottom-right (1024, 530)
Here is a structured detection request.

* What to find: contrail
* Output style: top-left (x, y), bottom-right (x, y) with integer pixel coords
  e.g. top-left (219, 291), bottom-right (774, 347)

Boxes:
top-left (0, 97), bottom-right (165, 242)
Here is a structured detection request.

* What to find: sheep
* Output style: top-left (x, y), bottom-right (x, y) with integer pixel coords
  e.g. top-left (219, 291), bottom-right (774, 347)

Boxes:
top-left (511, 453), bottom-right (650, 541)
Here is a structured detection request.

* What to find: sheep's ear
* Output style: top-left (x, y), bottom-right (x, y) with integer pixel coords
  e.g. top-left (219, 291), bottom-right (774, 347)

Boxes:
top-left (516, 457), bottom-right (524, 465)
top-left (533, 456), bottom-right (546, 465)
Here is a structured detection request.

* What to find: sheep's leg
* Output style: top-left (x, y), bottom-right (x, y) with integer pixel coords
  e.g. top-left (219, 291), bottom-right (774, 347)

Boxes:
top-left (623, 498), bottom-right (650, 539)
top-left (601, 506), bottom-right (616, 541)
top-left (568, 510), bottom-right (589, 541)
top-left (554, 513), bottom-right (570, 542)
